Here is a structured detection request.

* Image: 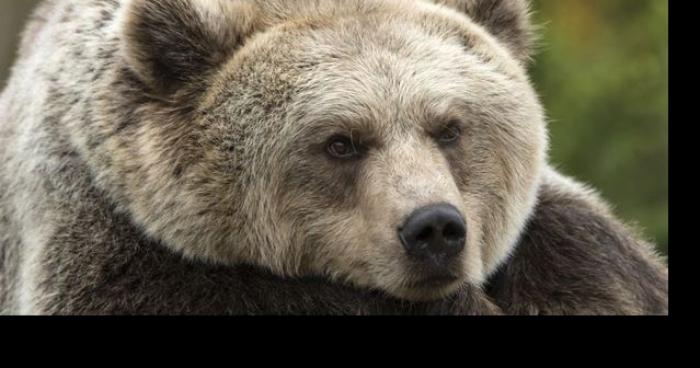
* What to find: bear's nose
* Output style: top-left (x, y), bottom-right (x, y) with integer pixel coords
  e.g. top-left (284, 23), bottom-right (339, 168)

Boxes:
top-left (398, 204), bottom-right (466, 263)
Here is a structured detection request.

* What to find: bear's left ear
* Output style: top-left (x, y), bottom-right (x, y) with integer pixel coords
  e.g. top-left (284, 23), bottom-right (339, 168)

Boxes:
top-left (432, 0), bottom-right (535, 63)
top-left (122, 0), bottom-right (260, 97)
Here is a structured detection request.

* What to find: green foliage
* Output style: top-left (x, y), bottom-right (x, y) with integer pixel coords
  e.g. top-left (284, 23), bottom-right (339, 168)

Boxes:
top-left (530, 0), bottom-right (668, 254)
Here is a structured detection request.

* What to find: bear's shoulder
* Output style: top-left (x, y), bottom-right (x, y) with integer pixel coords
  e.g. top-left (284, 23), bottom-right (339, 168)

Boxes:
top-left (486, 168), bottom-right (668, 315)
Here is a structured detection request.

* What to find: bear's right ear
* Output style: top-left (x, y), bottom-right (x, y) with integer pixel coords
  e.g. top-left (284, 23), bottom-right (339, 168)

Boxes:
top-left (432, 0), bottom-right (535, 63)
top-left (122, 0), bottom-right (259, 96)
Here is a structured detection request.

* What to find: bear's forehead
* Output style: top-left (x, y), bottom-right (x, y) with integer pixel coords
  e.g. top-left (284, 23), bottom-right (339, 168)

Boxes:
top-left (207, 6), bottom-right (532, 133)
top-left (289, 27), bottom-right (526, 131)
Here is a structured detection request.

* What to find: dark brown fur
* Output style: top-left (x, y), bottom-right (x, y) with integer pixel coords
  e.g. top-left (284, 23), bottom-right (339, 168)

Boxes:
top-left (486, 180), bottom-right (668, 315)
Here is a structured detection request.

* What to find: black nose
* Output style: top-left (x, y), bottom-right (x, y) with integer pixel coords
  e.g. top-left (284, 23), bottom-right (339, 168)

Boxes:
top-left (398, 204), bottom-right (466, 263)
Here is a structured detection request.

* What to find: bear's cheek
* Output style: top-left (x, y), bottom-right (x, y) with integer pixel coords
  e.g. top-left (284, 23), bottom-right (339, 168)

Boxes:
top-left (282, 152), bottom-right (362, 209)
top-left (449, 120), bottom-right (543, 278)
top-left (315, 211), bottom-right (390, 279)
top-left (272, 156), bottom-right (364, 243)
top-left (272, 150), bottom-right (413, 278)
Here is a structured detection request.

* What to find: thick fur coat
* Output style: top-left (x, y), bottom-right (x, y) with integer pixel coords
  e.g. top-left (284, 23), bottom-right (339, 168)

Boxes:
top-left (0, 0), bottom-right (667, 314)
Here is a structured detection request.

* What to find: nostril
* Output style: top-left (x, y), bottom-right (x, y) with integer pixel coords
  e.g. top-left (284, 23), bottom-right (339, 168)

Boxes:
top-left (416, 227), bottom-right (433, 242)
top-left (442, 222), bottom-right (465, 241)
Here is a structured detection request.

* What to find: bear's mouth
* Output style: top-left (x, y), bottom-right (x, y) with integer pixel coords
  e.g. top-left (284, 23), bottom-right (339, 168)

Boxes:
top-left (408, 274), bottom-right (460, 289)
top-left (404, 257), bottom-right (463, 291)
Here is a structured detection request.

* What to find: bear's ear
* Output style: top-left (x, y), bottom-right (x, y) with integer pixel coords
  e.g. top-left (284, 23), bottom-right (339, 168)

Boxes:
top-left (122, 0), bottom-right (259, 96)
top-left (432, 0), bottom-right (535, 63)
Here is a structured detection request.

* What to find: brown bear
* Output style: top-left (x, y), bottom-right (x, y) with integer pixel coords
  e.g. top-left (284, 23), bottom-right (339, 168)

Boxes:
top-left (0, 0), bottom-right (667, 314)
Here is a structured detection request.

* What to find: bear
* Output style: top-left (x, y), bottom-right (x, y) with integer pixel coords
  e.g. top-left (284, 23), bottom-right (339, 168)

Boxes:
top-left (0, 0), bottom-right (667, 315)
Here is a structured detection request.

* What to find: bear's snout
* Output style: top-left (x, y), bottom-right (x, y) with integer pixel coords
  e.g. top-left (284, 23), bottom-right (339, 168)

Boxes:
top-left (398, 203), bottom-right (466, 268)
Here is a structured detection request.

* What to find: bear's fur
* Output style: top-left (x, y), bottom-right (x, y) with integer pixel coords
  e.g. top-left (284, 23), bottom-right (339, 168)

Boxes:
top-left (0, 0), bottom-right (667, 314)
top-left (486, 167), bottom-right (668, 315)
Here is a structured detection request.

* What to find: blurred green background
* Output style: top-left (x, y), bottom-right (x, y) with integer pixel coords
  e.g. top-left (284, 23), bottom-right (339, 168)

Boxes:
top-left (0, 0), bottom-right (668, 254)
top-left (530, 0), bottom-right (668, 255)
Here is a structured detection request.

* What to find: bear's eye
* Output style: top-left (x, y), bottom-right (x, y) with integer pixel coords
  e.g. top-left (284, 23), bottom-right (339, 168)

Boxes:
top-left (436, 122), bottom-right (462, 146)
top-left (326, 135), bottom-right (359, 159)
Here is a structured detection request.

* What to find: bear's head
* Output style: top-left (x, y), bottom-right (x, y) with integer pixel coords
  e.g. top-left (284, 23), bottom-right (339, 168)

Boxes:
top-left (107, 0), bottom-right (547, 300)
